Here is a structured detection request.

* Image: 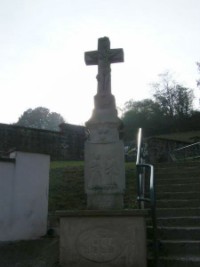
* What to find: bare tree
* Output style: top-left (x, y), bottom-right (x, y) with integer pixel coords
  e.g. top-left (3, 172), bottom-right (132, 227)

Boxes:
top-left (152, 72), bottom-right (194, 118)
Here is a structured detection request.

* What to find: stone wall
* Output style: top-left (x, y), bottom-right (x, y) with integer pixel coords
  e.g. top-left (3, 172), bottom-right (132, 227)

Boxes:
top-left (0, 151), bottom-right (50, 241)
top-left (146, 137), bottom-right (189, 163)
top-left (145, 131), bottom-right (200, 163)
top-left (0, 123), bottom-right (85, 160)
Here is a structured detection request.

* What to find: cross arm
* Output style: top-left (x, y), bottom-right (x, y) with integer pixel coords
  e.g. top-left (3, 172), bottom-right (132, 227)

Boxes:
top-left (110, 49), bottom-right (124, 63)
top-left (84, 51), bottom-right (98, 65)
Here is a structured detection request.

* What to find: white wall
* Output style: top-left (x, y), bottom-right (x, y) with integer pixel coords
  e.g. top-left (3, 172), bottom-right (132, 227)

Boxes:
top-left (0, 151), bottom-right (50, 241)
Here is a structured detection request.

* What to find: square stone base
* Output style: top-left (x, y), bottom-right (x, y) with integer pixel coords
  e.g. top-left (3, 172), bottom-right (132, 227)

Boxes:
top-left (58, 210), bottom-right (147, 267)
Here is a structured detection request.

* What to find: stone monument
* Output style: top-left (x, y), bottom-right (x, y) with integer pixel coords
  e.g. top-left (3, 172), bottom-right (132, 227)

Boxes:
top-left (58, 37), bottom-right (147, 267)
top-left (84, 36), bottom-right (125, 210)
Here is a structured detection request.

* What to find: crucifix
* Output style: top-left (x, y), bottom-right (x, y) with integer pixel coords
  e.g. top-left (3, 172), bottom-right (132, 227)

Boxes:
top-left (85, 37), bottom-right (124, 95)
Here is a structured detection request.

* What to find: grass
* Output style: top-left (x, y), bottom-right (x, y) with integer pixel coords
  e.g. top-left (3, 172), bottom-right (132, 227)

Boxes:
top-left (48, 161), bottom-right (137, 212)
top-left (50, 161), bottom-right (84, 169)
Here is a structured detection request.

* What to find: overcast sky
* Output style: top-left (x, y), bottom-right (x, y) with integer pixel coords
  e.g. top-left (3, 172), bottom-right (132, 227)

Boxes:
top-left (1, 0), bottom-right (200, 125)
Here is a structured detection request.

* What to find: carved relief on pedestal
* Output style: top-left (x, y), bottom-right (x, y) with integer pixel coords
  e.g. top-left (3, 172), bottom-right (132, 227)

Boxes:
top-left (76, 226), bottom-right (138, 266)
top-left (76, 228), bottom-right (122, 263)
top-left (87, 154), bottom-right (102, 189)
top-left (86, 152), bottom-right (120, 192)
top-left (105, 155), bottom-right (119, 186)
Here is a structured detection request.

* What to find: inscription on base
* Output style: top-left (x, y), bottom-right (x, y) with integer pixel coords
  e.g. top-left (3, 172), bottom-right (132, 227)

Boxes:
top-left (76, 228), bottom-right (122, 262)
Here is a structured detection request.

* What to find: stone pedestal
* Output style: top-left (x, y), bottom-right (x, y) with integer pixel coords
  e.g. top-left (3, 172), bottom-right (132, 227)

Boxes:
top-left (85, 141), bottom-right (125, 209)
top-left (84, 97), bottom-right (126, 210)
top-left (58, 210), bottom-right (147, 267)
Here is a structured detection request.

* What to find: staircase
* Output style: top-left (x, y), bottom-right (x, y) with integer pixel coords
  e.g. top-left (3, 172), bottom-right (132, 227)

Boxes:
top-left (147, 161), bottom-right (200, 267)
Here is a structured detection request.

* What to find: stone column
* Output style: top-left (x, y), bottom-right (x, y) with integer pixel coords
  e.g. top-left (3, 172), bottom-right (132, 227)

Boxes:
top-left (85, 115), bottom-right (125, 209)
top-left (84, 37), bottom-right (125, 209)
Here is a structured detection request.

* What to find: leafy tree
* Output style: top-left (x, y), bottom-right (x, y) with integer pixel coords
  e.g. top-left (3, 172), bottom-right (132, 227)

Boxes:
top-left (174, 85), bottom-right (194, 117)
top-left (152, 72), bottom-right (194, 118)
top-left (122, 72), bottom-right (198, 142)
top-left (16, 107), bottom-right (65, 131)
top-left (122, 99), bottom-right (162, 140)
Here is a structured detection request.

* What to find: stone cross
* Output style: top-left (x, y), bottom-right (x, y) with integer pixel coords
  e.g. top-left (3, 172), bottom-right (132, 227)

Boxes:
top-left (85, 37), bottom-right (124, 95)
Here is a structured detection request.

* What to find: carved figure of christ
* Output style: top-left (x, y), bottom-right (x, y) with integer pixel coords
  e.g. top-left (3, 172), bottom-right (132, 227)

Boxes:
top-left (85, 37), bottom-right (124, 95)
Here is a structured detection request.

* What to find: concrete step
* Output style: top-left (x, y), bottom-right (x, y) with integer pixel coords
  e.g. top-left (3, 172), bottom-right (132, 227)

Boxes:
top-left (158, 240), bottom-right (200, 257)
top-left (155, 173), bottom-right (200, 180)
top-left (147, 226), bottom-right (200, 240)
top-left (156, 177), bottom-right (200, 185)
top-left (155, 170), bottom-right (200, 177)
top-left (147, 216), bottom-right (200, 227)
top-left (155, 174), bottom-right (200, 179)
top-left (151, 207), bottom-right (200, 217)
top-left (156, 199), bottom-right (200, 208)
top-left (156, 191), bottom-right (200, 200)
top-left (155, 163), bottom-right (200, 171)
top-left (148, 256), bottom-right (200, 267)
top-left (156, 183), bottom-right (200, 192)
top-left (147, 162), bottom-right (200, 267)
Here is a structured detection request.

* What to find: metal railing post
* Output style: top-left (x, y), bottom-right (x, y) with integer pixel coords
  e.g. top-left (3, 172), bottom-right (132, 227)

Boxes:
top-left (136, 128), bottom-right (159, 266)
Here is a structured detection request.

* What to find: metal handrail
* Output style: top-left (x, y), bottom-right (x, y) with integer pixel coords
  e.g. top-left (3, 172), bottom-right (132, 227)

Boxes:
top-left (136, 128), bottom-right (158, 266)
top-left (170, 141), bottom-right (200, 161)
top-left (136, 128), bottom-right (142, 165)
